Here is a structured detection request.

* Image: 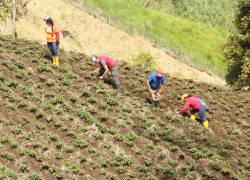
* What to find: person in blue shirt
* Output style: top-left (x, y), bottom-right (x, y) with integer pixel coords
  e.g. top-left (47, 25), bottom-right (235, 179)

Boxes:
top-left (146, 68), bottom-right (166, 107)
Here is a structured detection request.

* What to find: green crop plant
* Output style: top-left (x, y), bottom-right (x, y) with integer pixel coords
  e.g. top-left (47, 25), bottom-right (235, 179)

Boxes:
top-left (126, 132), bottom-right (137, 142)
top-left (10, 126), bottom-right (22, 135)
top-left (73, 137), bottom-right (88, 149)
top-left (46, 79), bottom-right (55, 87)
top-left (26, 173), bottom-right (41, 180)
top-left (77, 110), bottom-right (96, 124)
top-left (54, 151), bottom-right (63, 160)
top-left (144, 158), bottom-right (153, 167)
top-left (0, 152), bottom-right (15, 161)
top-left (0, 164), bottom-right (17, 179)
top-left (209, 160), bottom-right (222, 171)
top-left (18, 161), bottom-right (29, 173)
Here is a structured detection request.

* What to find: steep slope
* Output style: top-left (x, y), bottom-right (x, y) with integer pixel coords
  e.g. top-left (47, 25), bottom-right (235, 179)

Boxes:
top-left (0, 0), bottom-right (225, 85)
top-left (0, 36), bottom-right (249, 179)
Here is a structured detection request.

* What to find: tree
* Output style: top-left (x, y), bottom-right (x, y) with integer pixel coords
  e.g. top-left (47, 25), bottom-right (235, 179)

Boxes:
top-left (0, 0), bottom-right (16, 37)
top-left (12, 0), bottom-right (17, 37)
top-left (224, 0), bottom-right (250, 89)
top-left (0, 0), bottom-right (11, 21)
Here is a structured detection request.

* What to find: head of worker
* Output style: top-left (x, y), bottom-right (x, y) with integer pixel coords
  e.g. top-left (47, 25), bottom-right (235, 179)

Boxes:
top-left (181, 94), bottom-right (190, 102)
top-left (92, 55), bottom-right (98, 64)
top-left (44, 17), bottom-right (53, 26)
top-left (156, 68), bottom-right (164, 79)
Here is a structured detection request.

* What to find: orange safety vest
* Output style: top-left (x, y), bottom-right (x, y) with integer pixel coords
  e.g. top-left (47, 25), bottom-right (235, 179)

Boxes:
top-left (45, 26), bottom-right (60, 43)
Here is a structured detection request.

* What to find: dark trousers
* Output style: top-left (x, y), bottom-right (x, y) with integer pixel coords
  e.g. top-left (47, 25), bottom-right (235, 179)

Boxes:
top-left (47, 42), bottom-right (58, 56)
top-left (99, 66), bottom-right (121, 90)
top-left (191, 105), bottom-right (206, 123)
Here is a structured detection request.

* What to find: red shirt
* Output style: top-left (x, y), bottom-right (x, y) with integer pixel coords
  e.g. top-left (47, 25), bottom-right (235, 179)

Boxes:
top-left (98, 55), bottom-right (117, 68)
top-left (180, 97), bottom-right (201, 114)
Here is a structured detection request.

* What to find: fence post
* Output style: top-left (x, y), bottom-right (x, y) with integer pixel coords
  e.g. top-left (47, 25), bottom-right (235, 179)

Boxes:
top-left (108, 12), bottom-right (111, 24)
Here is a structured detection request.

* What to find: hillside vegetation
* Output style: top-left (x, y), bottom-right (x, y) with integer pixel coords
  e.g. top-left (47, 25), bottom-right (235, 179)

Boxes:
top-left (83, 0), bottom-right (229, 77)
top-left (140, 0), bottom-right (237, 28)
top-left (0, 36), bottom-right (249, 179)
top-left (0, 0), bottom-right (226, 85)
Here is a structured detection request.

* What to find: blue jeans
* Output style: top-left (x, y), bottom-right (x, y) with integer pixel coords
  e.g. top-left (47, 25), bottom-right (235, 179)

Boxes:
top-left (47, 42), bottom-right (58, 56)
top-left (191, 105), bottom-right (206, 123)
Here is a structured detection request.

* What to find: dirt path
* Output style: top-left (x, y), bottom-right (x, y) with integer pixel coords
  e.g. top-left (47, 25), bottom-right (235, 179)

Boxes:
top-left (0, 0), bottom-right (225, 86)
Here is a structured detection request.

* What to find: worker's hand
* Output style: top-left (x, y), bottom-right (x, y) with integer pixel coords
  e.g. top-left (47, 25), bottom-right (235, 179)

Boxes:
top-left (99, 76), bottom-right (104, 80)
top-left (149, 89), bottom-right (155, 93)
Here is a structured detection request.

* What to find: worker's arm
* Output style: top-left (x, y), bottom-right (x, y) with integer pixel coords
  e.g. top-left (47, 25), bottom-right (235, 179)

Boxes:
top-left (100, 64), bottom-right (110, 78)
top-left (180, 101), bottom-right (190, 115)
top-left (146, 80), bottom-right (153, 91)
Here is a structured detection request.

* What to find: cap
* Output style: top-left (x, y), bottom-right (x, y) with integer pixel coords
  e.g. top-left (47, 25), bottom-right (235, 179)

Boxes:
top-left (92, 55), bottom-right (98, 64)
top-left (156, 68), bottom-right (164, 77)
top-left (44, 16), bottom-right (52, 22)
top-left (181, 94), bottom-right (189, 101)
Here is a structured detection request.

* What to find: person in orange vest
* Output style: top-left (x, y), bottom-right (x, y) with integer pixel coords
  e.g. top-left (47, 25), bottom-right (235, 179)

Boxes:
top-left (92, 55), bottom-right (121, 91)
top-left (44, 17), bottom-right (60, 67)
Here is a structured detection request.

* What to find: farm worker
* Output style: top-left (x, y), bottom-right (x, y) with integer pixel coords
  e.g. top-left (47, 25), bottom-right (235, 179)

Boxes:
top-left (180, 94), bottom-right (209, 128)
top-left (44, 17), bottom-right (60, 67)
top-left (146, 68), bottom-right (166, 107)
top-left (92, 55), bottom-right (121, 90)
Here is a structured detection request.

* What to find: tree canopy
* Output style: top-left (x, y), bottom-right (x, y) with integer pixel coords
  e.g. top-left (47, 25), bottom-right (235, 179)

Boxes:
top-left (224, 0), bottom-right (250, 88)
top-left (0, 0), bottom-right (11, 21)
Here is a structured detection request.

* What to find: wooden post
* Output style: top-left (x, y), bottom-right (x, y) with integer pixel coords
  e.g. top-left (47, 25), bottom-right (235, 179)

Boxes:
top-left (12, 0), bottom-right (17, 37)
top-left (108, 12), bottom-right (110, 24)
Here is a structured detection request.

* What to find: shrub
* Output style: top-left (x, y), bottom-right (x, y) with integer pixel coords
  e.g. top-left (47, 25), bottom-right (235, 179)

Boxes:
top-left (131, 52), bottom-right (156, 71)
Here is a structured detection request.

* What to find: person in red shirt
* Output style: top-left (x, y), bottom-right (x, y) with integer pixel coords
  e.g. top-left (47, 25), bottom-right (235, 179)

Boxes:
top-left (44, 17), bottom-right (60, 66)
top-left (92, 55), bottom-right (121, 90)
top-left (180, 94), bottom-right (209, 128)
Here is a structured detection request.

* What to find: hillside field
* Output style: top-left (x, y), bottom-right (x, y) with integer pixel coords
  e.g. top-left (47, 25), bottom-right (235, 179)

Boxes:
top-left (0, 36), bottom-right (249, 179)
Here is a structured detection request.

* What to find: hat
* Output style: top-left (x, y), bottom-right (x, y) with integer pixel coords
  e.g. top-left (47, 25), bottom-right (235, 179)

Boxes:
top-left (92, 55), bottom-right (98, 64)
top-left (181, 94), bottom-right (189, 101)
top-left (156, 68), bottom-right (164, 77)
top-left (44, 16), bottom-right (52, 22)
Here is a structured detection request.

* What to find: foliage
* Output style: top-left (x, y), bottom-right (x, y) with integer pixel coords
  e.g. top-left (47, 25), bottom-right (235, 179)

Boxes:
top-left (0, 0), bottom-right (11, 21)
top-left (131, 52), bottom-right (156, 71)
top-left (224, 0), bottom-right (250, 88)
top-left (140, 0), bottom-right (237, 28)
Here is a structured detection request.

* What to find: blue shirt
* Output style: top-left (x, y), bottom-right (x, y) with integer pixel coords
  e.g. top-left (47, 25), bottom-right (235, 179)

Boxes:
top-left (148, 72), bottom-right (166, 90)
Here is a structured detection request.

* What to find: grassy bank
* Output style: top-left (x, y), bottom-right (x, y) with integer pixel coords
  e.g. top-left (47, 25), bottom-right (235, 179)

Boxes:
top-left (83, 0), bottom-right (228, 77)
top-left (141, 0), bottom-right (236, 28)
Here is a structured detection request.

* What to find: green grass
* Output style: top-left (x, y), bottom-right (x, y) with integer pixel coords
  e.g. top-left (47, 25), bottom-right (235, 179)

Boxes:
top-left (84, 0), bottom-right (229, 77)
top-left (141, 0), bottom-right (237, 28)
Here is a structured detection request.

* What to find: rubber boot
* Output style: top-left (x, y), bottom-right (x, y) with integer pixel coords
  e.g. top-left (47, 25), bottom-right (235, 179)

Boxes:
top-left (190, 115), bottom-right (196, 121)
top-left (202, 120), bottom-right (209, 128)
top-left (55, 56), bottom-right (59, 67)
top-left (52, 57), bottom-right (56, 65)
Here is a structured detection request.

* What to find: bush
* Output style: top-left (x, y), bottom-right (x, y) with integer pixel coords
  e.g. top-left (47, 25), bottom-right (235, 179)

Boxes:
top-left (131, 52), bottom-right (156, 71)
